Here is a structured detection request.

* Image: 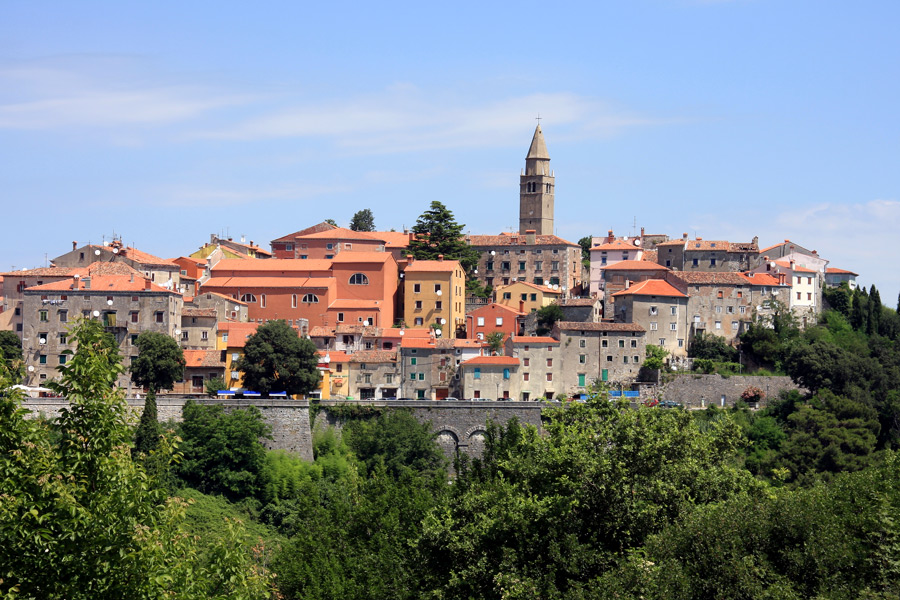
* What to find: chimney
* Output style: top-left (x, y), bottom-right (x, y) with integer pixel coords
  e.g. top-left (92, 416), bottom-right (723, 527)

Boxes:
top-left (144, 278), bottom-right (151, 290)
top-left (130, 273), bottom-right (134, 283)
top-left (438, 254), bottom-right (444, 261)
top-left (789, 259), bottom-right (795, 269)
top-left (682, 232), bottom-right (688, 241)
top-left (250, 240), bottom-right (254, 247)
top-left (607, 229), bottom-right (614, 243)
top-left (82, 277), bottom-right (91, 290)
top-left (519, 299), bottom-right (525, 313)
top-left (640, 227), bottom-right (645, 240)
top-left (72, 241), bottom-right (77, 251)
top-left (525, 229), bottom-right (536, 245)
top-left (778, 273), bottom-right (786, 285)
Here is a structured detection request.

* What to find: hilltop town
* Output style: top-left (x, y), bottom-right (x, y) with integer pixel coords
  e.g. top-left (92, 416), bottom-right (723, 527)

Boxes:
top-left (1, 126), bottom-right (861, 400)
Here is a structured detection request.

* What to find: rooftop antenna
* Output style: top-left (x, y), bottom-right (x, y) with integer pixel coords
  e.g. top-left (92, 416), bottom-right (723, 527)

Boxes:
top-left (632, 216), bottom-right (638, 237)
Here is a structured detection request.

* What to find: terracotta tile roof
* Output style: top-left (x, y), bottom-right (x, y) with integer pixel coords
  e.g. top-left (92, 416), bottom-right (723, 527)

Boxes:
top-left (272, 222), bottom-right (338, 243)
top-left (774, 260), bottom-right (817, 273)
top-left (556, 321), bottom-right (646, 333)
top-left (453, 338), bottom-right (485, 348)
top-left (0, 267), bottom-right (73, 277)
top-left (329, 252), bottom-right (393, 264)
top-left (350, 350), bottom-right (397, 363)
top-left (592, 239), bottom-right (641, 251)
top-left (295, 227), bottom-right (387, 242)
top-left (81, 245), bottom-right (177, 268)
top-left (467, 233), bottom-right (579, 248)
top-left (559, 298), bottom-right (597, 307)
top-left (400, 337), bottom-right (438, 349)
top-left (684, 240), bottom-right (730, 251)
top-left (308, 326), bottom-right (335, 338)
top-left (203, 276), bottom-right (333, 288)
top-left (743, 273), bottom-right (786, 286)
top-left (462, 356), bottom-right (519, 366)
top-left (404, 259), bottom-right (462, 273)
top-left (26, 274), bottom-right (174, 294)
top-left (509, 336), bottom-right (559, 345)
top-left (323, 350), bottom-right (352, 363)
top-left (826, 267), bottom-right (858, 276)
top-left (211, 258), bottom-right (334, 273)
top-left (335, 324), bottom-right (382, 336)
top-left (612, 279), bottom-right (687, 298)
top-left (759, 241), bottom-right (787, 254)
top-left (183, 349), bottom-right (225, 368)
top-left (469, 302), bottom-right (525, 316)
top-left (655, 240), bottom-right (686, 247)
top-left (219, 322), bottom-right (259, 347)
top-left (223, 240), bottom-right (273, 256)
top-left (398, 328), bottom-right (433, 338)
top-left (672, 272), bottom-right (751, 285)
top-left (375, 231), bottom-right (412, 248)
top-left (182, 308), bottom-right (218, 318)
top-left (641, 250), bottom-right (658, 263)
top-left (600, 260), bottom-right (670, 272)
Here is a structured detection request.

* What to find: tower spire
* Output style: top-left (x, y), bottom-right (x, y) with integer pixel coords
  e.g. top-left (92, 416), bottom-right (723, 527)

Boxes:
top-left (519, 124), bottom-right (555, 235)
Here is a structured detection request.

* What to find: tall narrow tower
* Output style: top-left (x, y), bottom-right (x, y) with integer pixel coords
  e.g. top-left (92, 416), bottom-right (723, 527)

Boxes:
top-left (519, 124), bottom-right (555, 235)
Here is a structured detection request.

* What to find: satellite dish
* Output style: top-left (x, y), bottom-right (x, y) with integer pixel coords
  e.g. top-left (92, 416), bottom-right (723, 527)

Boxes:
top-left (107, 299), bottom-right (113, 306)
top-left (441, 318), bottom-right (447, 325)
top-left (398, 330), bottom-right (405, 336)
top-left (323, 353), bottom-right (330, 363)
top-left (112, 248), bottom-right (119, 254)
top-left (94, 249), bottom-right (101, 256)
top-left (28, 366), bottom-right (34, 372)
top-left (634, 239), bottom-right (641, 246)
top-left (175, 329), bottom-right (181, 336)
top-left (234, 305), bottom-right (240, 311)
top-left (92, 310), bottom-right (100, 317)
top-left (769, 262), bottom-right (775, 268)
top-left (756, 305), bottom-right (762, 311)
top-left (434, 328), bottom-right (442, 337)
top-left (473, 269), bottom-right (478, 274)
top-left (39, 338), bottom-right (46, 345)
top-left (490, 251), bottom-right (496, 256)
top-left (436, 289), bottom-right (443, 296)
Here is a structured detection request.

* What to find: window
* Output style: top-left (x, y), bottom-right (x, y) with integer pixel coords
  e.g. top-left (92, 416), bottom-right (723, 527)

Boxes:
top-left (474, 367), bottom-right (481, 379)
top-left (435, 301), bottom-right (442, 310)
top-left (678, 339), bottom-right (684, 348)
top-left (715, 321), bottom-right (722, 329)
top-left (710, 258), bottom-right (717, 266)
top-left (39, 310), bottom-right (48, 322)
top-left (363, 373), bottom-right (371, 384)
top-left (285, 243), bottom-right (294, 251)
top-left (337, 312), bottom-right (344, 322)
top-left (546, 373), bottom-right (553, 381)
top-left (523, 358), bottom-right (530, 367)
top-left (518, 261), bottom-right (526, 271)
top-left (415, 300), bottom-right (423, 309)
top-left (602, 340), bottom-right (608, 348)
top-left (410, 357), bottom-right (417, 365)
top-left (650, 306), bottom-right (658, 315)
top-left (302, 294), bottom-right (319, 303)
top-left (546, 358), bottom-right (553, 367)
top-left (201, 331), bottom-right (208, 341)
top-left (39, 355), bottom-right (47, 365)
top-left (579, 339), bottom-right (586, 348)
top-left (551, 261), bottom-right (559, 271)
top-left (634, 356), bottom-right (640, 363)
top-left (130, 311), bottom-right (139, 323)
top-left (618, 339), bottom-right (625, 348)
top-left (692, 258), bottom-right (699, 267)
top-left (349, 273), bottom-right (369, 285)
top-left (414, 317), bottom-right (424, 326)
top-left (716, 306), bottom-right (722, 313)
top-left (579, 354), bottom-right (586, 364)
top-left (659, 338), bottom-right (666, 345)
top-left (58, 310), bottom-right (67, 323)
top-left (523, 372), bottom-right (530, 381)
top-left (434, 284), bottom-right (441, 294)
top-left (670, 306), bottom-right (677, 315)
top-left (796, 292), bottom-right (802, 300)
top-left (670, 323), bottom-right (677, 331)
top-left (535, 261), bottom-right (542, 271)
top-left (578, 373), bottom-right (586, 386)
top-left (650, 322), bottom-right (658, 330)
top-left (59, 333), bottom-right (67, 345)
top-left (520, 293), bottom-right (528, 301)
top-left (726, 306), bottom-right (734, 314)
top-left (181, 331), bottom-right (189, 341)
top-left (300, 255), bottom-right (308, 259)
top-left (155, 311), bottom-right (163, 323)
top-left (261, 294), bottom-right (266, 308)
top-left (503, 368), bottom-right (510, 380)
top-left (131, 334), bottom-right (139, 345)
top-left (530, 294), bottom-right (537, 301)
top-left (534, 277), bottom-right (544, 285)
top-left (59, 354), bottom-right (67, 365)
top-left (807, 277), bottom-right (813, 285)
top-left (240, 293), bottom-right (256, 303)
top-left (731, 321), bottom-right (739, 330)
top-left (292, 294), bottom-right (297, 308)
top-left (740, 306), bottom-right (746, 314)
top-left (477, 316), bottom-right (485, 326)
top-left (807, 293), bottom-right (812, 301)
top-left (623, 356), bottom-right (629, 364)
top-left (413, 283), bottom-right (421, 293)
top-left (502, 292), bottom-right (511, 300)
top-left (496, 317), bottom-right (503, 326)
top-left (630, 340), bottom-right (637, 348)
top-left (737, 291), bottom-right (743, 298)
top-left (501, 261), bottom-right (510, 271)
top-left (326, 243), bottom-right (334, 250)
top-left (717, 290), bottom-right (724, 299)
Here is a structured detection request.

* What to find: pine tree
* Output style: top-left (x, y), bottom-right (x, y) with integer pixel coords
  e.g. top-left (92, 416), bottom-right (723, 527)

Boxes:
top-left (408, 201), bottom-right (480, 272)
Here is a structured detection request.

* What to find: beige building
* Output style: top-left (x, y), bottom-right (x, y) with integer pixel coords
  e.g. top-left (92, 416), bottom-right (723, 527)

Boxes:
top-left (469, 232), bottom-right (582, 297)
top-left (52, 239), bottom-right (181, 291)
top-left (503, 336), bottom-right (560, 401)
top-left (460, 356), bottom-right (520, 400)
top-left (349, 350), bottom-right (401, 400)
top-left (552, 321), bottom-right (647, 391)
top-left (654, 234), bottom-right (758, 273)
top-left (495, 280), bottom-right (562, 314)
top-left (519, 124), bottom-right (555, 236)
top-left (611, 279), bottom-right (689, 356)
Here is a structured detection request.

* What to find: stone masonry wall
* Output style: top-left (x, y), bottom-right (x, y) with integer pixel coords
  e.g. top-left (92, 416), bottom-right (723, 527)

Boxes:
top-left (649, 374), bottom-right (802, 408)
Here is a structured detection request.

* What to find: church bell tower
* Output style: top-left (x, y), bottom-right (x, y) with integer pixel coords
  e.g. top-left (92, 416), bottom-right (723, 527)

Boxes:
top-left (519, 124), bottom-right (554, 235)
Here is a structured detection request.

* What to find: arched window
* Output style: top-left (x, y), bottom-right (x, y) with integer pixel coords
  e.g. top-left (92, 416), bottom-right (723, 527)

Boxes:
top-left (301, 293), bottom-right (319, 304)
top-left (240, 293), bottom-right (257, 303)
top-left (349, 273), bottom-right (369, 285)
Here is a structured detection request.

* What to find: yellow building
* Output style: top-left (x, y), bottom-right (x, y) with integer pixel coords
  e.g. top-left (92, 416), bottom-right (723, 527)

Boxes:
top-left (402, 256), bottom-right (466, 338)
top-left (495, 281), bottom-right (562, 314)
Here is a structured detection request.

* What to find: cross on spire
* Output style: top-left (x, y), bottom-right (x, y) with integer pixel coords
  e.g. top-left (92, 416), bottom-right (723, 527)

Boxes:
top-left (535, 114), bottom-right (542, 125)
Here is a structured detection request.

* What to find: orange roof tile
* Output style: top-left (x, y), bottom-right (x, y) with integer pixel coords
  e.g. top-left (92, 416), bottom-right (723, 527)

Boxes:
top-left (400, 337), bottom-right (438, 349)
top-left (462, 356), bottom-right (519, 366)
top-left (469, 302), bottom-right (525, 316)
top-left (509, 336), bottom-right (559, 345)
top-left (350, 350), bottom-right (397, 363)
top-left (330, 251), bottom-right (393, 264)
top-left (295, 227), bottom-right (387, 242)
top-left (826, 267), bottom-right (858, 276)
top-left (673, 272), bottom-right (751, 285)
top-left (774, 260), bottom-right (817, 273)
top-left (211, 258), bottom-right (334, 273)
top-left (404, 259), bottom-right (462, 273)
top-left (183, 350), bottom-right (225, 368)
top-left (375, 231), bottom-right (412, 248)
top-left (611, 279), bottom-right (686, 298)
top-left (556, 321), bottom-right (646, 332)
top-left (592, 239), bottom-right (641, 251)
top-left (203, 276), bottom-right (333, 288)
top-left (0, 267), bottom-right (73, 277)
top-left (743, 273), bottom-right (786, 286)
top-left (467, 233), bottom-right (579, 248)
top-left (26, 274), bottom-right (174, 294)
top-left (182, 308), bottom-right (217, 318)
top-left (324, 351), bottom-right (352, 363)
top-left (684, 240), bottom-right (730, 251)
top-left (272, 222), bottom-right (338, 243)
top-left (496, 281), bottom-right (561, 294)
top-left (601, 260), bottom-right (670, 272)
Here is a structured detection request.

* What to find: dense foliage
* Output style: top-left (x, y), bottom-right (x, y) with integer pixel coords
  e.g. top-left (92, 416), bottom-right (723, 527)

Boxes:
top-left (349, 208), bottom-right (375, 232)
top-left (408, 200), bottom-right (480, 273)
top-left (0, 330), bottom-right (24, 382)
top-left (235, 319), bottom-right (320, 396)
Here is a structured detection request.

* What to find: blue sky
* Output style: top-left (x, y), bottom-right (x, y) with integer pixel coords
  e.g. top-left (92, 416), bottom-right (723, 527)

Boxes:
top-left (2, 1), bottom-right (898, 303)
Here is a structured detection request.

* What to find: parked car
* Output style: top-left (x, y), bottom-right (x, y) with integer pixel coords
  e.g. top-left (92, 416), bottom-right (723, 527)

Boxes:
top-left (660, 400), bottom-right (681, 408)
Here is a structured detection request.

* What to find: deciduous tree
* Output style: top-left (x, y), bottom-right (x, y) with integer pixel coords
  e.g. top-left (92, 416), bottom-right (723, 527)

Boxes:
top-left (235, 320), bottom-right (320, 397)
top-left (349, 208), bottom-right (375, 231)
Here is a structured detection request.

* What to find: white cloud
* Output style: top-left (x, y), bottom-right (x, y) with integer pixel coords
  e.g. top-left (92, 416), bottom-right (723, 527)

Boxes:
top-left (160, 183), bottom-right (353, 207)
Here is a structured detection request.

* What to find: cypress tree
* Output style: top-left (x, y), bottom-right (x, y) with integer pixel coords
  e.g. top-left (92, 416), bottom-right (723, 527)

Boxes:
top-left (133, 391), bottom-right (161, 456)
top-left (868, 285), bottom-right (881, 336)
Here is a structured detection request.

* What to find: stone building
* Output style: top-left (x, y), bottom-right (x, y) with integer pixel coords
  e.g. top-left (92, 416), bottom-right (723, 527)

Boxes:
top-left (52, 239), bottom-right (181, 291)
top-left (0, 266), bottom-right (77, 335)
top-left (460, 356), bottom-right (520, 400)
top-left (558, 297), bottom-right (603, 323)
top-left (552, 321), bottom-right (647, 391)
top-left (21, 269), bottom-right (182, 390)
top-left (519, 124), bottom-right (555, 236)
top-left (610, 279), bottom-right (689, 356)
top-left (348, 350), bottom-right (400, 400)
top-left (468, 232), bottom-right (582, 297)
top-left (654, 234), bottom-right (759, 272)
top-left (502, 335), bottom-right (560, 400)
top-left (599, 261), bottom-right (671, 313)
